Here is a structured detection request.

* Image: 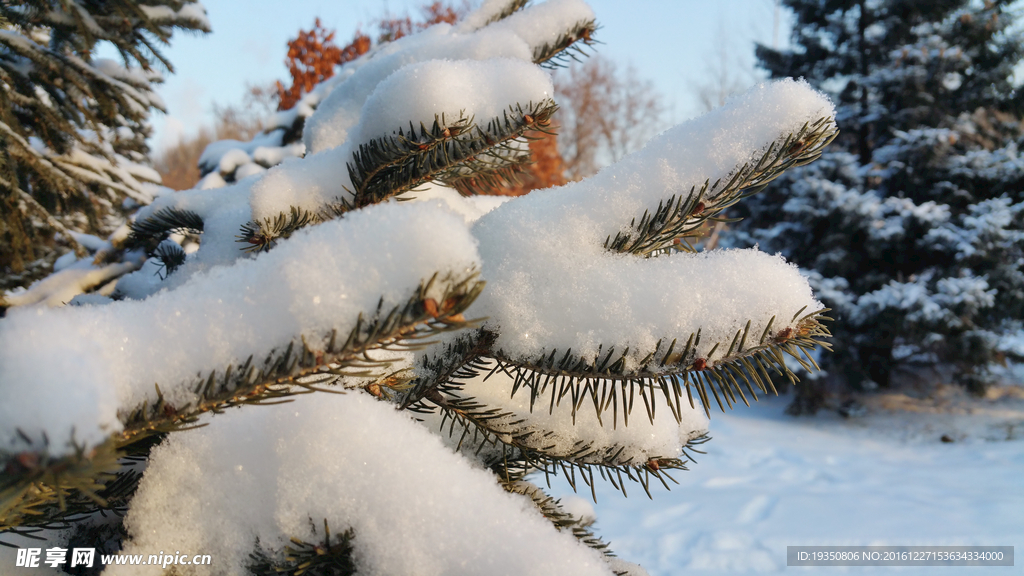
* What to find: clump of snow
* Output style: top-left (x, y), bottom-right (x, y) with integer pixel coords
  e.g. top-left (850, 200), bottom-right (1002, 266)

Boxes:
top-left (455, 0), bottom-right (523, 32)
top-left (196, 129), bottom-right (292, 182)
top-left (403, 182), bottom-right (511, 224)
top-left (1, 261), bottom-right (137, 308)
top-left (301, 0), bottom-right (593, 155)
top-left (471, 79), bottom-right (835, 368)
top-left (0, 203), bottom-right (480, 454)
top-left (112, 392), bottom-right (617, 576)
top-left (560, 495), bottom-right (597, 526)
top-left (251, 58), bottom-right (552, 222)
top-left (349, 58), bottom-right (553, 150)
top-left (486, 0), bottom-right (595, 53)
top-left (303, 24), bottom-right (533, 154)
top-left (139, 2), bottom-right (211, 32)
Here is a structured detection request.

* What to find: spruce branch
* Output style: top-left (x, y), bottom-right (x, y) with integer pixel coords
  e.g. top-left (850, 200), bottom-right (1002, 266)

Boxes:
top-left (0, 437), bottom-right (129, 533)
top-left (607, 117), bottom-right (839, 257)
top-left (345, 101), bottom-right (556, 200)
top-left (117, 271), bottom-right (485, 446)
top-left (533, 20), bottom-right (599, 68)
top-left (491, 310), bottom-right (832, 420)
top-left (475, 0), bottom-right (531, 30)
top-left (506, 480), bottom-right (614, 556)
top-left (126, 207), bottom-right (204, 254)
top-left (0, 271), bottom-right (485, 534)
top-left (238, 206), bottom-right (325, 253)
top-left (239, 101), bottom-right (557, 249)
top-left (153, 241), bottom-right (187, 278)
top-left (405, 309), bottom-right (831, 427)
top-left (248, 521), bottom-right (356, 576)
top-left (409, 382), bottom-right (702, 500)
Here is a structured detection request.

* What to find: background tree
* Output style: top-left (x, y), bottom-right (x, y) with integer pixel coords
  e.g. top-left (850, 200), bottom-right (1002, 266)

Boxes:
top-left (0, 2), bottom-right (838, 573)
top-left (724, 0), bottom-right (1024, 409)
top-left (692, 21), bottom-right (755, 114)
top-left (0, 1), bottom-right (210, 290)
top-left (554, 55), bottom-right (664, 180)
top-left (274, 18), bottom-right (370, 112)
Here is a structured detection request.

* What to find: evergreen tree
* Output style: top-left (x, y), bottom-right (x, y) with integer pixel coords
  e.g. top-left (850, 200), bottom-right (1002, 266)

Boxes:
top-left (0, 1), bottom-right (839, 573)
top-left (0, 0), bottom-right (210, 288)
top-left (726, 0), bottom-right (1024, 401)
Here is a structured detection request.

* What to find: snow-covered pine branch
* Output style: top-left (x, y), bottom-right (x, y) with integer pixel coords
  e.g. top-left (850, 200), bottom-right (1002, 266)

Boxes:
top-left (0, 1), bottom-right (837, 574)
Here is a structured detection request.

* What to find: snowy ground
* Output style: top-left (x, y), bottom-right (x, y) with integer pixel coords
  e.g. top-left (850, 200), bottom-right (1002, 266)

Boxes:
top-left (549, 383), bottom-right (1024, 576)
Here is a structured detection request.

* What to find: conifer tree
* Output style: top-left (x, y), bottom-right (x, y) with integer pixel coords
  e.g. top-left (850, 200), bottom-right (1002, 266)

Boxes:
top-left (0, 0), bottom-right (210, 289)
top-left (0, 1), bottom-right (839, 573)
top-left (725, 0), bottom-right (1024, 401)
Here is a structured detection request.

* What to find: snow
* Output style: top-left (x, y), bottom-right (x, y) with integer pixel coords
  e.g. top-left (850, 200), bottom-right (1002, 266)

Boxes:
top-left (560, 393), bottom-right (1024, 576)
top-left (403, 182), bottom-right (511, 223)
top-left (487, 0), bottom-right (595, 52)
top-left (1, 261), bottom-right (137, 308)
top-left (0, 203), bottom-right (480, 453)
top-left (197, 129), bottom-right (288, 179)
top-left (456, 0), bottom-right (525, 32)
top-left (139, 2), bottom-right (211, 32)
top-left (2, 224), bottom-right (143, 308)
top-left (349, 58), bottom-right (553, 150)
top-left (250, 57), bottom-right (552, 222)
top-left (302, 25), bottom-right (537, 154)
top-left (113, 392), bottom-right (617, 576)
top-left (472, 79), bottom-right (834, 368)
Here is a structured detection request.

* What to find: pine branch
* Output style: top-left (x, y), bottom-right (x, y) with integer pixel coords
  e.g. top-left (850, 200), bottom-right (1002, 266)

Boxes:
top-left (238, 206), bottom-right (323, 253)
top-left (400, 329), bottom-right (496, 409)
top-left (476, 0), bottom-right (531, 29)
top-left (409, 383), bottom-right (704, 500)
top-left (153, 241), bottom-right (187, 278)
top-left (487, 309), bottom-right (832, 421)
top-left (406, 308), bottom-right (831, 426)
top-left (505, 480), bottom-right (614, 556)
top-left (345, 101), bottom-right (557, 202)
top-left (533, 20), bottom-right (598, 68)
top-left (0, 271), bottom-right (485, 533)
top-left (118, 271), bottom-right (484, 446)
top-left (0, 438), bottom-right (126, 532)
top-left (606, 117), bottom-right (839, 257)
top-left (239, 101), bottom-right (557, 249)
top-left (248, 521), bottom-right (356, 576)
top-left (126, 207), bottom-right (204, 253)
top-left (15, 189), bottom-right (87, 257)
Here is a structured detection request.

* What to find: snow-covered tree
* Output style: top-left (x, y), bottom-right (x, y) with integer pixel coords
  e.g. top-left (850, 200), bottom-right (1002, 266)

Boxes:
top-left (0, 0), bottom-right (210, 290)
top-left (0, 1), bottom-right (838, 573)
top-left (725, 0), bottom-right (1024, 400)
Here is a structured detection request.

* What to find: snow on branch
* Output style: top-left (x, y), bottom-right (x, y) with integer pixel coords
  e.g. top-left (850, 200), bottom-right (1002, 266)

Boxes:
top-left (467, 79), bottom-right (836, 380)
top-left (242, 58), bottom-right (555, 249)
top-left (300, 0), bottom-right (591, 154)
top-left (455, 0), bottom-right (531, 33)
top-left (0, 203), bottom-right (481, 457)
top-left (104, 392), bottom-right (619, 576)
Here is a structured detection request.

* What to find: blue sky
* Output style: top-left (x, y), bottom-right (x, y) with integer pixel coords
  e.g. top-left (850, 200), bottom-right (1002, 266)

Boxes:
top-left (133, 0), bottom-right (790, 152)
